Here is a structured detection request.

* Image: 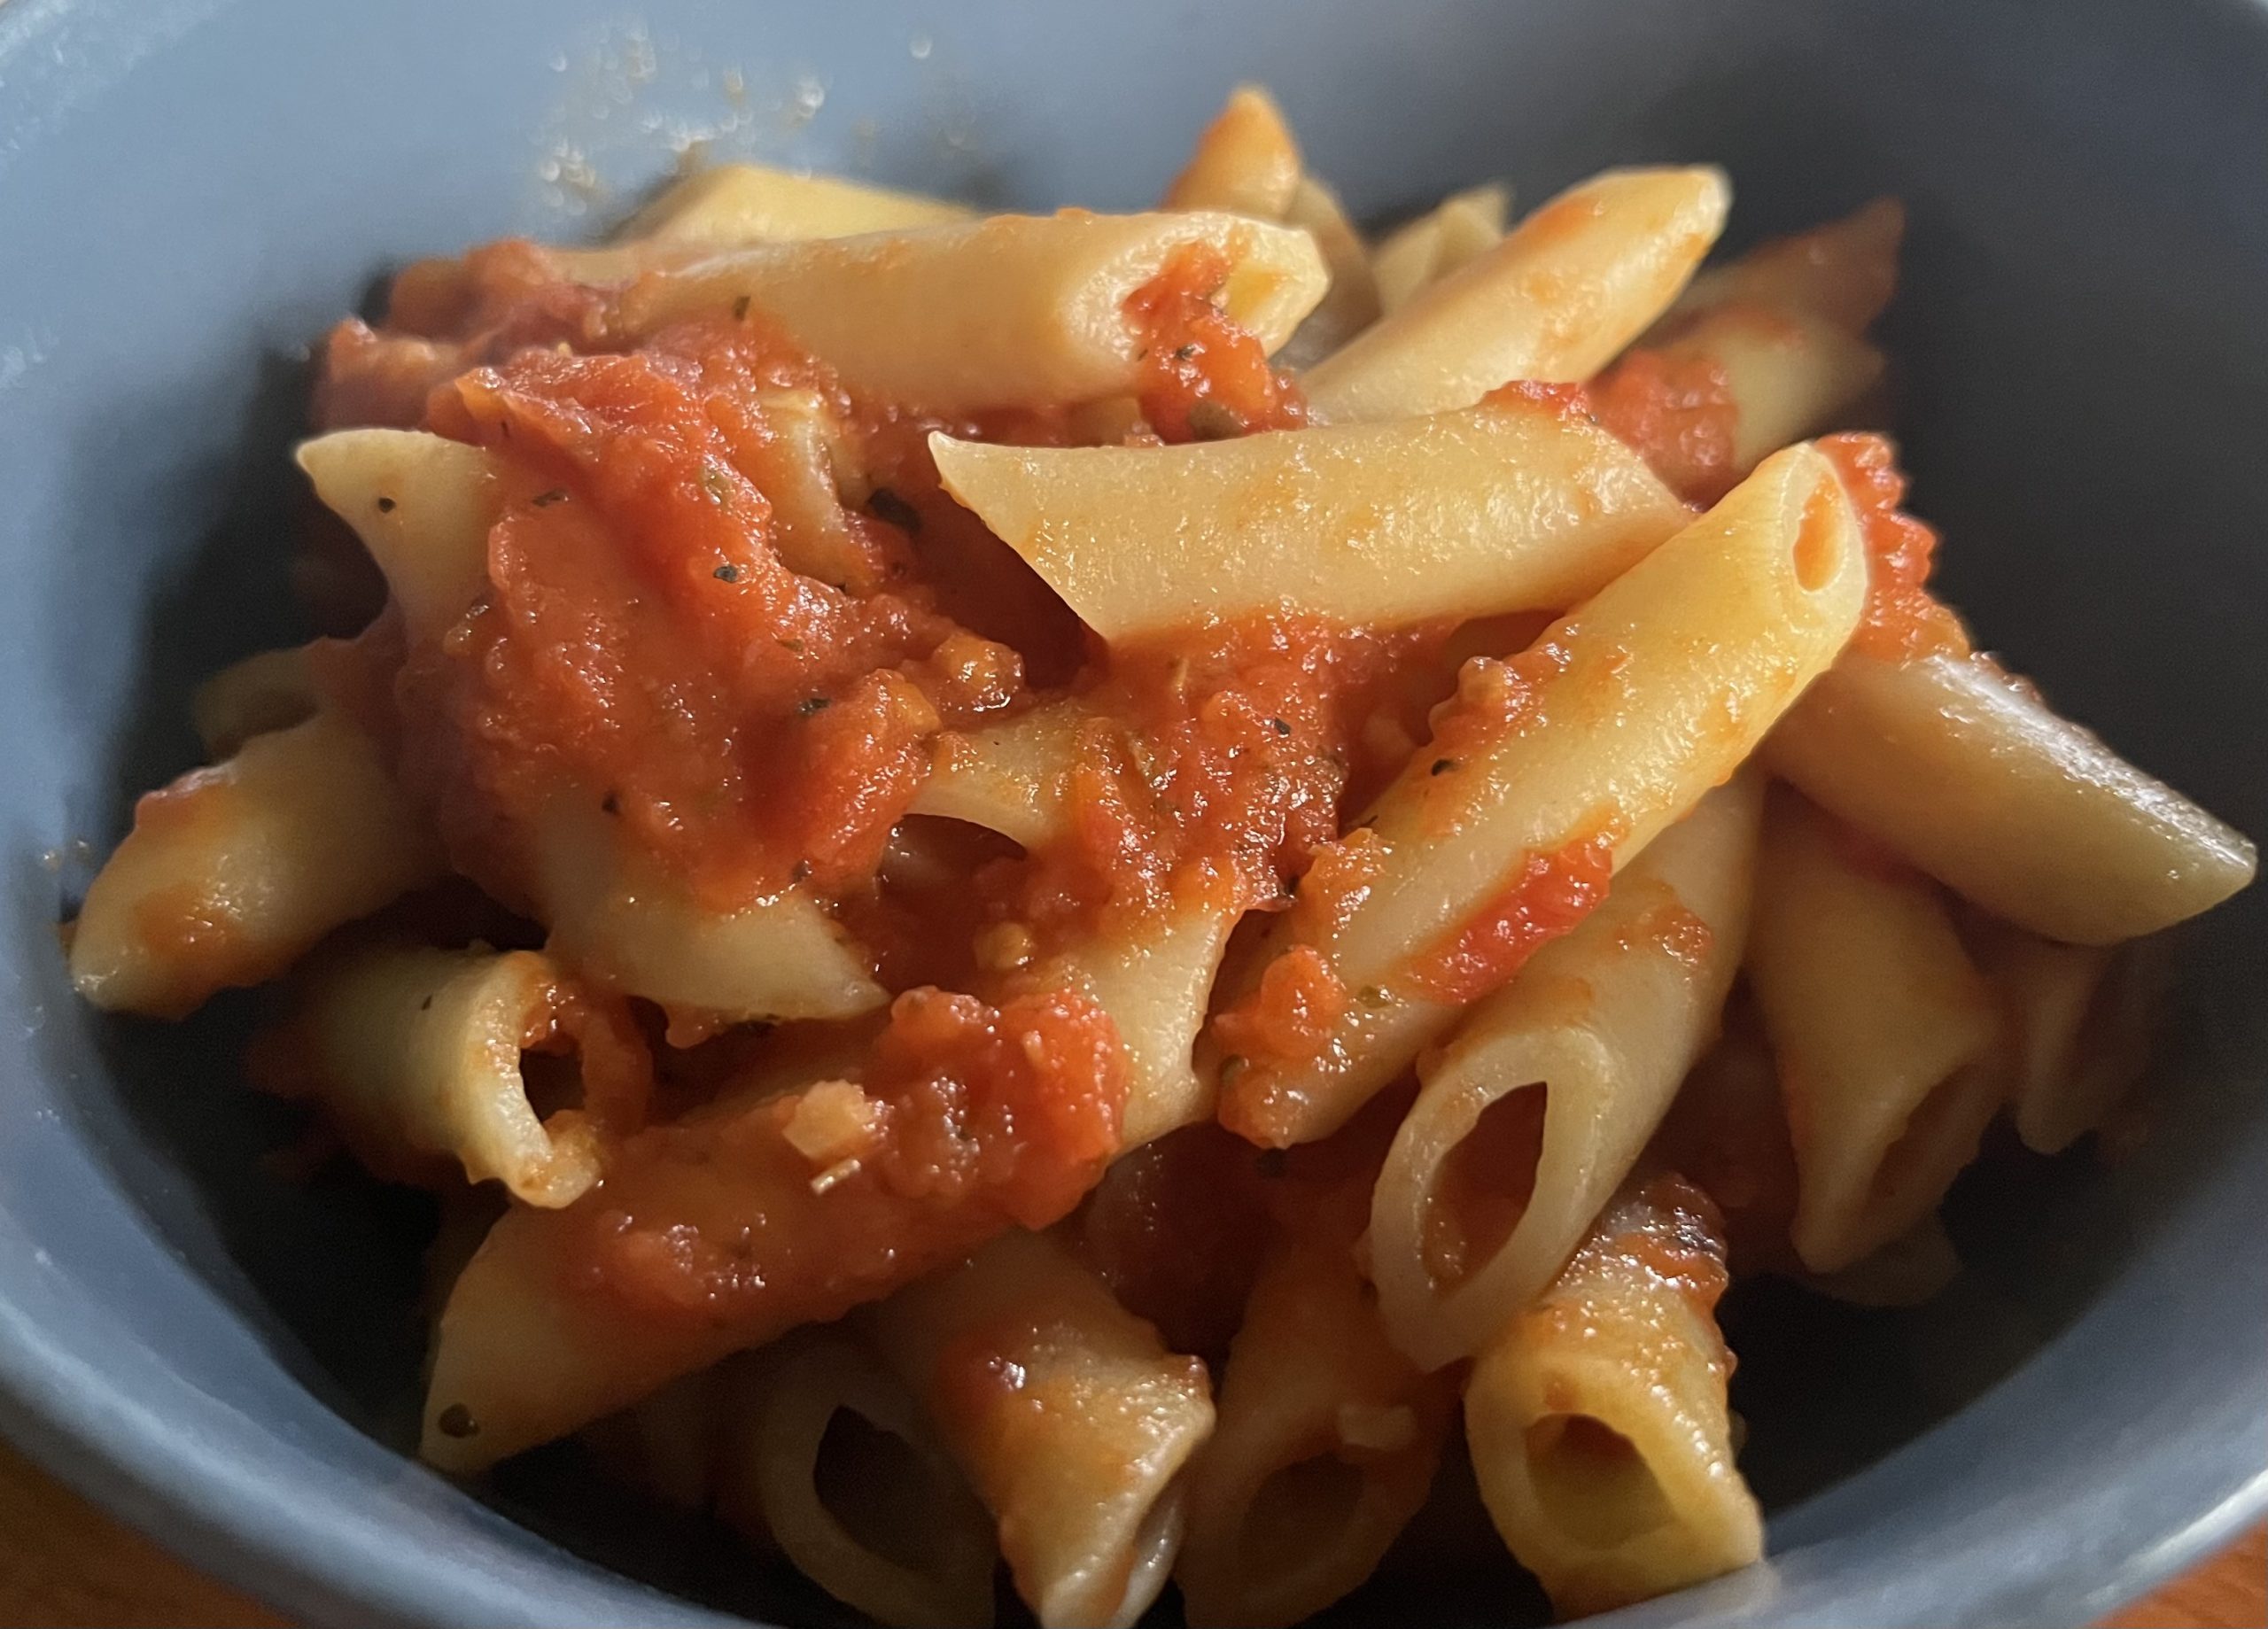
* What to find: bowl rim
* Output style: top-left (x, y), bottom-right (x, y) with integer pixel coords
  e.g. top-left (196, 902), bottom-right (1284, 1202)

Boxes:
top-left (2, 0), bottom-right (2264, 1625)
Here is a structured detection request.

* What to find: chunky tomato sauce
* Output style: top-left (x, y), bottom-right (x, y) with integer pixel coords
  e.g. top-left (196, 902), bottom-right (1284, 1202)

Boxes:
top-left (1816, 432), bottom-right (1971, 663)
top-left (291, 235), bottom-right (1499, 1315)
top-left (567, 985), bottom-right (1123, 1324)
top-left (1123, 244), bottom-right (1309, 442)
top-left (1587, 347), bottom-right (1741, 505)
top-left (1403, 832), bottom-right (1619, 1005)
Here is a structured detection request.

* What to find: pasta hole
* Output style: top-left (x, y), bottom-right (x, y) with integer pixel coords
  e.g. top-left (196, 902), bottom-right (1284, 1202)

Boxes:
top-left (1239, 1454), bottom-right (1366, 1579)
top-left (1791, 482), bottom-right (1840, 592)
top-left (1421, 1083), bottom-right (1548, 1289)
top-left (1524, 1414), bottom-right (1674, 1548)
top-left (813, 1407), bottom-right (969, 1579)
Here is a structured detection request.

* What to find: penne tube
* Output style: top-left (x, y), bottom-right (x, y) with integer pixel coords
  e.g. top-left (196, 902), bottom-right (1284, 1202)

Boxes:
top-left (67, 710), bottom-right (446, 1018)
top-left (1161, 84), bottom-right (1303, 220)
top-left (910, 701), bottom-right (1086, 849)
top-left (1275, 175), bottom-right (1382, 371)
top-left (535, 803), bottom-right (887, 1026)
top-left (1765, 648), bottom-right (2257, 943)
top-left (716, 1330), bottom-right (999, 1629)
top-left (1669, 305), bottom-right (1885, 475)
top-left (421, 982), bottom-right (1126, 1472)
top-left (1745, 787), bottom-right (2003, 1273)
top-left (191, 645), bottom-right (320, 759)
top-left (1371, 775), bottom-right (1762, 1370)
top-left (1216, 443), bottom-right (1868, 1148)
top-left (1302, 167), bottom-right (1728, 423)
top-left (1050, 896), bottom-right (1245, 1148)
top-left (929, 393), bottom-right (1689, 641)
top-left (1967, 921), bottom-right (2167, 1155)
top-left (617, 162), bottom-right (975, 246)
top-left (866, 1228), bottom-right (1214, 1629)
top-left (255, 943), bottom-right (629, 1207)
top-left (296, 429), bottom-right (503, 640)
top-left (618, 212), bottom-right (1329, 413)
top-left (1174, 1191), bottom-right (1456, 1627)
top-left (1464, 1175), bottom-right (1761, 1617)
top-left (1371, 182), bottom-right (1511, 315)
top-left (736, 388), bottom-right (877, 591)
top-left (1667, 196), bottom-right (1907, 337)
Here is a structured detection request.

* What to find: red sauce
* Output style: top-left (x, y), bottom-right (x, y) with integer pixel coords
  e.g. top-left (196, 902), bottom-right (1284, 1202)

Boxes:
top-left (1816, 432), bottom-right (1972, 663)
top-left (1403, 831), bottom-right (1618, 1005)
top-left (403, 328), bottom-right (968, 912)
top-left (1587, 347), bottom-right (1741, 505)
top-left (1211, 944), bottom-right (1349, 1070)
top-left (569, 984), bottom-right (1125, 1324)
top-left (1123, 244), bottom-right (1308, 442)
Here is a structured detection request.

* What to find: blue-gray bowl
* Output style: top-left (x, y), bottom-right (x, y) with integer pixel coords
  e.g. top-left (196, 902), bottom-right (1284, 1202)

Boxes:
top-left (2, 2), bottom-right (2263, 1625)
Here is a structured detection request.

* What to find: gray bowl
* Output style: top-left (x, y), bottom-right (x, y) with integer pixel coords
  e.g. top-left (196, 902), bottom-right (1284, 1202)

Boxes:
top-left (2, 2), bottom-right (2264, 1625)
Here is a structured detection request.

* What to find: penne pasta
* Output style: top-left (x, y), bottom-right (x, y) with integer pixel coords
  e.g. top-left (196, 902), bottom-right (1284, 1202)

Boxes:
top-left (1464, 1175), bottom-right (1761, 1617)
top-left (618, 211), bottom-right (1329, 412)
top-left (1216, 443), bottom-right (1868, 1147)
top-left (909, 701), bottom-right (1086, 849)
top-left (71, 89), bottom-right (2264, 1626)
top-left (255, 942), bottom-right (629, 1207)
top-left (1050, 896), bottom-right (1244, 1148)
top-left (1967, 921), bottom-right (2167, 1155)
top-left (716, 1330), bottom-right (999, 1629)
top-left (1744, 787), bottom-right (2003, 1273)
top-left (1175, 1184), bottom-right (1456, 1627)
top-left (617, 162), bottom-right (975, 246)
top-left (1371, 182), bottom-right (1511, 315)
top-left (1667, 196), bottom-right (1907, 337)
top-left (1275, 176), bottom-right (1383, 371)
top-left (67, 709), bottom-right (445, 1018)
top-left (421, 981), bottom-right (1127, 1472)
top-left (191, 644), bottom-right (319, 758)
top-left (1302, 167), bottom-right (1728, 423)
top-left (734, 387), bottom-right (878, 591)
top-left (866, 1228), bottom-right (1214, 1629)
top-left (1371, 775), bottom-right (1763, 1370)
top-left (1766, 648), bottom-right (2257, 944)
top-left (1161, 84), bottom-right (1304, 220)
top-left (929, 393), bottom-right (1689, 641)
top-left (535, 803), bottom-right (886, 1027)
top-left (296, 429), bottom-right (503, 640)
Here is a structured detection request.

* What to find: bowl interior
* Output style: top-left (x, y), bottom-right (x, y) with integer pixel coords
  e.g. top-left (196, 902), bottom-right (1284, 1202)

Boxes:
top-left (1, 2), bottom-right (2264, 1626)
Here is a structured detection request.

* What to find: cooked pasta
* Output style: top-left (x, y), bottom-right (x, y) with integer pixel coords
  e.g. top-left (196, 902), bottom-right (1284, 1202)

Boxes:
top-left (1744, 787), bottom-right (2005, 1274)
top-left (865, 1228), bottom-right (1214, 1629)
top-left (59, 83), bottom-right (2255, 1629)
top-left (1371, 775), bottom-right (1762, 1369)
top-left (1464, 1175), bottom-right (1761, 1617)
top-left (1214, 442), bottom-right (1866, 1149)
top-left (715, 1330), bottom-right (1000, 1629)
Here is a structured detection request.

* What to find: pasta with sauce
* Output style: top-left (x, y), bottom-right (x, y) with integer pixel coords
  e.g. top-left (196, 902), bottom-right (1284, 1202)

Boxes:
top-left (60, 79), bottom-right (2256, 1629)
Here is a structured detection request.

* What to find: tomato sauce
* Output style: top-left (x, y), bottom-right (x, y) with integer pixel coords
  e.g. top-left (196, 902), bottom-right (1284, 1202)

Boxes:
top-left (1587, 346), bottom-right (1741, 506)
top-left (1123, 244), bottom-right (1308, 442)
top-left (1403, 831), bottom-right (1618, 1005)
top-left (566, 984), bottom-right (1124, 1324)
top-left (1816, 432), bottom-right (1971, 663)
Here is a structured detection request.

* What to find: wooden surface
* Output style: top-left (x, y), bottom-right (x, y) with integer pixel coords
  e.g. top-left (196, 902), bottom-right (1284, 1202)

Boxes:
top-left (0, 1435), bottom-right (2258, 1626)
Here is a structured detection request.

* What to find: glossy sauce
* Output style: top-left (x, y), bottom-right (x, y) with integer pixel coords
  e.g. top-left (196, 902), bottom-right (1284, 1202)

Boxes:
top-left (1816, 431), bottom-right (1971, 663)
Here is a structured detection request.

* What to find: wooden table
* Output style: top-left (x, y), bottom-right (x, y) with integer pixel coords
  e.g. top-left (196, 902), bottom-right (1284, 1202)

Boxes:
top-left (0, 1437), bottom-right (2258, 1626)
